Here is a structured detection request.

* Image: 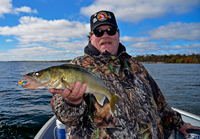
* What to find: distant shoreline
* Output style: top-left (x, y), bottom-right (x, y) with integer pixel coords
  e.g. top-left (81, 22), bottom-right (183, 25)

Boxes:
top-left (1, 54), bottom-right (199, 64)
top-left (141, 61), bottom-right (164, 64)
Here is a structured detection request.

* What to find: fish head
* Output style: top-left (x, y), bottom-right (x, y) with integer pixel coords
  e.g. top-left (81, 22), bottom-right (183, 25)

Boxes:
top-left (22, 69), bottom-right (51, 90)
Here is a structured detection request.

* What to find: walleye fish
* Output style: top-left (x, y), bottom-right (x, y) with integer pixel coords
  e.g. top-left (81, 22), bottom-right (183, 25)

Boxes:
top-left (21, 64), bottom-right (119, 114)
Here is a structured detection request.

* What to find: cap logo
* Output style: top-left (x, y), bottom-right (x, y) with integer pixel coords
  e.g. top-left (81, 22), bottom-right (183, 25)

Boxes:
top-left (93, 18), bottom-right (97, 23)
top-left (97, 12), bottom-right (108, 21)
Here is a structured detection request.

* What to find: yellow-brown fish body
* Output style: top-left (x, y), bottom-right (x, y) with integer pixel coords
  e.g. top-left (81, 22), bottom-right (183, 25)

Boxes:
top-left (22, 64), bottom-right (119, 114)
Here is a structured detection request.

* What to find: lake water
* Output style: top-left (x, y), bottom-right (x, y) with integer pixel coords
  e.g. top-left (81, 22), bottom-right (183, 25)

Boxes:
top-left (0, 62), bottom-right (199, 139)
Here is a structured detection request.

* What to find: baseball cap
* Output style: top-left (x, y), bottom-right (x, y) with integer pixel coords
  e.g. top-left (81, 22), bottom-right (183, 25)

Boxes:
top-left (90, 10), bottom-right (118, 31)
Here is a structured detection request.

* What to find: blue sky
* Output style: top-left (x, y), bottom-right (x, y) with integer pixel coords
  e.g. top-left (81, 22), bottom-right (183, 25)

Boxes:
top-left (0, 0), bottom-right (200, 61)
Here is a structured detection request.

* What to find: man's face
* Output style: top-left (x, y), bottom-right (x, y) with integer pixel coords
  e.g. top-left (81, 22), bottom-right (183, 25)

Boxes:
top-left (90, 25), bottom-right (120, 56)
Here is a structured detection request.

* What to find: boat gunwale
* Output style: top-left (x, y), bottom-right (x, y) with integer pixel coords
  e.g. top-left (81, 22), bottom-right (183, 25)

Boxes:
top-left (172, 107), bottom-right (200, 121)
top-left (34, 115), bottom-right (56, 139)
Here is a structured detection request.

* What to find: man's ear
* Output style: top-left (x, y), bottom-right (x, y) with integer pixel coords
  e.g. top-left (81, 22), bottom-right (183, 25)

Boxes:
top-left (90, 35), bottom-right (93, 41)
top-left (118, 29), bottom-right (120, 39)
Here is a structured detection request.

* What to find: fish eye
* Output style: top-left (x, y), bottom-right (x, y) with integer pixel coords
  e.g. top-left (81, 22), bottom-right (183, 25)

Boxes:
top-left (34, 72), bottom-right (41, 76)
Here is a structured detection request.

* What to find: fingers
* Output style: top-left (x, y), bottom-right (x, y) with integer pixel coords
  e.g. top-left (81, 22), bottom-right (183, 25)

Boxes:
top-left (49, 81), bottom-right (87, 104)
top-left (182, 131), bottom-right (189, 138)
top-left (73, 83), bottom-right (87, 99)
top-left (178, 122), bottom-right (200, 138)
top-left (193, 126), bottom-right (200, 130)
top-left (69, 82), bottom-right (87, 99)
top-left (60, 83), bottom-right (73, 98)
top-left (62, 81), bottom-right (87, 104)
top-left (67, 81), bottom-right (82, 98)
top-left (80, 83), bottom-right (87, 96)
top-left (186, 122), bottom-right (200, 130)
top-left (49, 88), bottom-right (64, 94)
top-left (184, 124), bottom-right (200, 138)
top-left (188, 124), bottom-right (200, 130)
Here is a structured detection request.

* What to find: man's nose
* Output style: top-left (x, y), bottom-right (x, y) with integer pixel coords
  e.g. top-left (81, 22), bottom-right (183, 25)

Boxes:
top-left (102, 31), bottom-right (109, 37)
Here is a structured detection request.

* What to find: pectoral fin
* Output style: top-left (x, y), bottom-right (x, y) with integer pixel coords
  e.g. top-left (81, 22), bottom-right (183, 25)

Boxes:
top-left (51, 79), bottom-right (61, 88)
top-left (61, 78), bottom-right (72, 90)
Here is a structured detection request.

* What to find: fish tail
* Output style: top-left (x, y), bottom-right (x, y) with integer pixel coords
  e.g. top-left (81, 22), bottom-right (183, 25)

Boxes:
top-left (110, 94), bottom-right (119, 114)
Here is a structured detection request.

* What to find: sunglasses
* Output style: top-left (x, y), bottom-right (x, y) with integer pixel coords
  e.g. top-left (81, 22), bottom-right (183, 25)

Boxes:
top-left (92, 28), bottom-right (118, 37)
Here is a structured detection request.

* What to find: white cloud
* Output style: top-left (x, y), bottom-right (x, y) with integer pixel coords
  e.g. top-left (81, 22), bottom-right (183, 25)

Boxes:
top-left (49, 40), bottom-right (88, 50)
top-left (176, 49), bottom-right (200, 55)
top-left (146, 22), bottom-right (200, 41)
top-left (0, 40), bottom-right (88, 61)
top-left (0, 14), bottom-right (89, 61)
top-left (0, 46), bottom-right (76, 61)
top-left (8, 47), bottom-right (62, 57)
top-left (80, 0), bottom-right (199, 23)
top-left (13, 6), bottom-right (38, 15)
top-left (6, 39), bottom-right (13, 42)
top-left (163, 43), bottom-right (200, 55)
top-left (127, 42), bottom-right (160, 49)
top-left (166, 43), bottom-right (200, 50)
top-left (0, 16), bottom-right (90, 44)
top-left (161, 42), bottom-right (171, 45)
top-left (0, 0), bottom-right (38, 18)
top-left (121, 36), bottom-right (149, 43)
top-left (127, 43), bottom-right (200, 56)
top-left (0, 0), bottom-right (12, 17)
top-left (17, 43), bottom-right (42, 47)
top-left (126, 42), bottom-right (161, 55)
top-left (121, 22), bottom-right (200, 42)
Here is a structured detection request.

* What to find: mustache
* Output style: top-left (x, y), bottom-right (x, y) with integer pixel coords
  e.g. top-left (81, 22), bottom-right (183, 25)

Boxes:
top-left (99, 38), bottom-right (113, 45)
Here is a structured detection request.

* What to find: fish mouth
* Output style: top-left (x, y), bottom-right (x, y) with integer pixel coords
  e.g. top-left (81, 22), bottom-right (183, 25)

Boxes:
top-left (22, 75), bottom-right (44, 90)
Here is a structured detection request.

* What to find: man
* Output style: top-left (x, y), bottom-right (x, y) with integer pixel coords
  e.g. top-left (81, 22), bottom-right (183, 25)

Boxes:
top-left (50, 10), bottom-right (199, 138)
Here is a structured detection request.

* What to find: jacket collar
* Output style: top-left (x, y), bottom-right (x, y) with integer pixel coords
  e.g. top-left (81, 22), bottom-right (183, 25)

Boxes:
top-left (84, 41), bottom-right (131, 59)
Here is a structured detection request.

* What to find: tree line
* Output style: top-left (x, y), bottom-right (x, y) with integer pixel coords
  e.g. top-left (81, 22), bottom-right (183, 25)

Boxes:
top-left (132, 54), bottom-right (200, 63)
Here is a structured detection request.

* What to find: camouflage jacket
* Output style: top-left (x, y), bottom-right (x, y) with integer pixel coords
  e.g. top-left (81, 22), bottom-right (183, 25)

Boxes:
top-left (51, 43), bottom-right (184, 139)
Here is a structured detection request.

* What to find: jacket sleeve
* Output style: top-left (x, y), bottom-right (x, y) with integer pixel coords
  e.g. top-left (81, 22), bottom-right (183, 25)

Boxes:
top-left (141, 65), bottom-right (184, 130)
top-left (51, 94), bottom-right (86, 126)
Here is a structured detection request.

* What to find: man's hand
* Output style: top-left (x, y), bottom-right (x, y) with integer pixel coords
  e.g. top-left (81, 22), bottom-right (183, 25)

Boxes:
top-left (178, 122), bottom-right (200, 138)
top-left (49, 81), bottom-right (87, 105)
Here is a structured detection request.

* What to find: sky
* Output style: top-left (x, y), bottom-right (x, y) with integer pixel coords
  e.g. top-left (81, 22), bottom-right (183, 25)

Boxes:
top-left (0, 0), bottom-right (200, 61)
